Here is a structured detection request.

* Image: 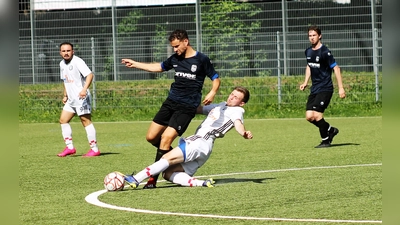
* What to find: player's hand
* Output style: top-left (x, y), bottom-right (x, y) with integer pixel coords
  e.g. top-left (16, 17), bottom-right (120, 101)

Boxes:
top-left (299, 83), bottom-right (308, 91)
top-left (243, 131), bottom-right (253, 139)
top-left (79, 90), bottom-right (87, 100)
top-left (62, 96), bottom-right (68, 104)
top-left (338, 87), bottom-right (346, 99)
top-left (121, 59), bottom-right (135, 68)
top-left (202, 92), bottom-right (215, 105)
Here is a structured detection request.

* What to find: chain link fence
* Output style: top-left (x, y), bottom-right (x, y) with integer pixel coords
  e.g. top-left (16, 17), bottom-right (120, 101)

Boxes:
top-left (19, 0), bottom-right (382, 84)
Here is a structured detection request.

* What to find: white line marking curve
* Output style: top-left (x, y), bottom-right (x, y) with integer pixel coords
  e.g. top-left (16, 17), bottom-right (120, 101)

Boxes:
top-left (85, 163), bottom-right (382, 224)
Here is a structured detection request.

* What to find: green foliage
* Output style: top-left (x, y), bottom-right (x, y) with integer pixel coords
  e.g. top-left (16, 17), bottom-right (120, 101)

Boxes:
top-left (101, 10), bottom-right (145, 80)
top-left (19, 75), bottom-right (381, 123)
top-left (152, 24), bottom-right (168, 63)
top-left (19, 118), bottom-right (382, 224)
top-left (201, 0), bottom-right (263, 76)
top-left (117, 11), bottom-right (144, 37)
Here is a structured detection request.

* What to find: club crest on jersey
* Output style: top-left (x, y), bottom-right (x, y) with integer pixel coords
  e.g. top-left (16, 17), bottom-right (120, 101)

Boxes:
top-left (191, 65), bottom-right (197, 72)
top-left (69, 65), bottom-right (74, 70)
top-left (316, 56), bottom-right (320, 62)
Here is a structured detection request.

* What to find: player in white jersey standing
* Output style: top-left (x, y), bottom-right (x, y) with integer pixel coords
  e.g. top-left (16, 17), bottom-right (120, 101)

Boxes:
top-left (120, 86), bottom-right (252, 188)
top-left (57, 42), bottom-right (100, 157)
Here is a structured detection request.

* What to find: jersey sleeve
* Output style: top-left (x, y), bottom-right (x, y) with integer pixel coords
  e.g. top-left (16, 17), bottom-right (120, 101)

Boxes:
top-left (230, 107), bottom-right (245, 124)
top-left (202, 103), bottom-right (217, 115)
top-left (325, 49), bottom-right (337, 68)
top-left (76, 57), bottom-right (92, 77)
top-left (202, 102), bottom-right (225, 115)
top-left (202, 55), bottom-right (219, 80)
top-left (161, 55), bottom-right (174, 71)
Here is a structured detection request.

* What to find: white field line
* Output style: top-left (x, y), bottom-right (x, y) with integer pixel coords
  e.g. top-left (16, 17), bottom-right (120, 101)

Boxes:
top-left (85, 163), bottom-right (382, 223)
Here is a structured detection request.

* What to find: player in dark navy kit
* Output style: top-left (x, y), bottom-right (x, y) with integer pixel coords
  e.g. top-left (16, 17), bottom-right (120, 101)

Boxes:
top-left (299, 25), bottom-right (346, 148)
top-left (121, 29), bottom-right (221, 187)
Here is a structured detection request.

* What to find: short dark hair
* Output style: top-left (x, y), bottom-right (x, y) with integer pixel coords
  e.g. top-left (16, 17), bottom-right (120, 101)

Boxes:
top-left (234, 86), bottom-right (250, 103)
top-left (308, 25), bottom-right (321, 36)
top-left (59, 42), bottom-right (73, 49)
top-left (168, 29), bottom-right (189, 42)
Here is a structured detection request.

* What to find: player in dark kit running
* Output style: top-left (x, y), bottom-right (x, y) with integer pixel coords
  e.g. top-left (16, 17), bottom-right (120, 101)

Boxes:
top-left (299, 25), bottom-right (346, 148)
top-left (121, 29), bottom-right (221, 188)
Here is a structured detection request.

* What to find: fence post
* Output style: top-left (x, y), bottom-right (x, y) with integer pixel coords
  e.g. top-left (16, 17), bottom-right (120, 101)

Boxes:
top-left (277, 31), bottom-right (282, 109)
top-left (112, 0), bottom-right (118, 81)
top-left (370, 0), bottom-right (379, 102)
top-left (195, 0), bottom-right (202, 52)
top-left (373, 28), bottom-right (379, 102)
top-left (91, 37), bottom-right (96, 110)
top-left (281, 0), bottom-right (288, 76)
top-left (30, 0), bottom-right (36, 84)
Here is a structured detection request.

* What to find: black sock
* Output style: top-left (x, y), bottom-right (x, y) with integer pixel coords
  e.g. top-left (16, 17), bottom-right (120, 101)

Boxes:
top-left (150, 148), bottom-right (172, 182)
top-left (314, 118), bottom-right (330, 139)
top-left (151, 140), bottom-right (161, 149)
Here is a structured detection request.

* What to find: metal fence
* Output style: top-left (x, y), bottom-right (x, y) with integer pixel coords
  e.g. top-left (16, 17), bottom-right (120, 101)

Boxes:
top-left (19, 0), bottom-right (382, 84)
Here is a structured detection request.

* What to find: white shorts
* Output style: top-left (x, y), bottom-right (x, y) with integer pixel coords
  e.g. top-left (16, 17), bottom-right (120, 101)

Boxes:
top-left (63, 96), bottom-right (92, 116)
top-left (178, 135), bottom-right (214, 176)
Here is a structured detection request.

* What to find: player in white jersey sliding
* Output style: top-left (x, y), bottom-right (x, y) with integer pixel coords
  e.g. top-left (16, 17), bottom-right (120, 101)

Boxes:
top-left (57, 42), bottom-right (100, 157)
top-left (120, 86), bottom-right (252, 188)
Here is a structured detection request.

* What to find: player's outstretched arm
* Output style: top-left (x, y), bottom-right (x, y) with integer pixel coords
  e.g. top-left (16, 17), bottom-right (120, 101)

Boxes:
top-left (121, 58), bottom-right (163, 72)
top-left (234, 120), bottom-right (253, 139)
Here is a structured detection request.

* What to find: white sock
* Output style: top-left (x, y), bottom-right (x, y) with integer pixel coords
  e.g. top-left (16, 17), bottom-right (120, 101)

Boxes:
top-left (85, 123), bottom-right (98, 152)
top-left (169, 172), bottom-right (204, 187)
top-left (134, 158), bottom-right (170, 183)
top-left (61, 123), bottom-right (74, 149)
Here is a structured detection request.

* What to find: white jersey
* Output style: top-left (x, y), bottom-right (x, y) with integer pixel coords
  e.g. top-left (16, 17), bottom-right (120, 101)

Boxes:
top-left (60, 55), bottom-right (92, 107)
top-left (195, 102), bottom-right (245, 141)
top-left (179, 102), bottom-right (245, 175)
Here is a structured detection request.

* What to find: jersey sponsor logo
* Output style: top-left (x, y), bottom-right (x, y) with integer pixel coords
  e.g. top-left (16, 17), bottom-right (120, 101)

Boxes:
top-left (308, 62), bottom-right (320, 68)
top-left (175, 72), bottom-right (196, 79)
top-left (191, 65), bottom-right (197, 72)
top-left (62, 74), bottom-right (74, 83)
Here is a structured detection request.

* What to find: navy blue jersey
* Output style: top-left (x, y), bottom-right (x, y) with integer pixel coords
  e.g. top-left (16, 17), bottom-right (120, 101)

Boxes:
top-left (305, 45), bottom-right (337, 94)
top-left (161, 51), bottom-right (219, 107)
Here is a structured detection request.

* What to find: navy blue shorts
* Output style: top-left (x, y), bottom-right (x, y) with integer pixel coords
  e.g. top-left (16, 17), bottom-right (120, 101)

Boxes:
top-left (153, 98), bottom-right (197, 136)
top-left (306, 91), bottom-right (333, 113)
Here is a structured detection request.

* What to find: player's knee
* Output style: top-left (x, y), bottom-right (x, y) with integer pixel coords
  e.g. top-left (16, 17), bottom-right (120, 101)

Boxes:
top-left (59, 118), bottom-right (69, 124)
top-left (145, 135), bottom-right (153, 143)
top-left (146, 135), bottom-right (160, 147)
top-left (306, 116), bottom-right (314, 122)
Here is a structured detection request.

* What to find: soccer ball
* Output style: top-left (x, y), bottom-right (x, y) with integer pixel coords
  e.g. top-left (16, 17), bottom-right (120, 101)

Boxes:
top-left (104, 172), bottom-right (125, 191)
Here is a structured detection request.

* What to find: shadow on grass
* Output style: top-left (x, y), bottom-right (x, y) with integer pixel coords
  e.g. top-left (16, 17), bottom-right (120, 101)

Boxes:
top-left (130, 178), bottom-right (275, 190)
top-left (67, 152), bottom-right (121, 157)
top-left (214, 177), bottom-right (275, 184)
top-left (330, 143), bottom-right (360, 147)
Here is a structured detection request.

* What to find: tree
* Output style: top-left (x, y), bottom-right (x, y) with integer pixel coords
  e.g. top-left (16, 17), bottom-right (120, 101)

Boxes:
top-left (200, 0), bottom-right (266, 77)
